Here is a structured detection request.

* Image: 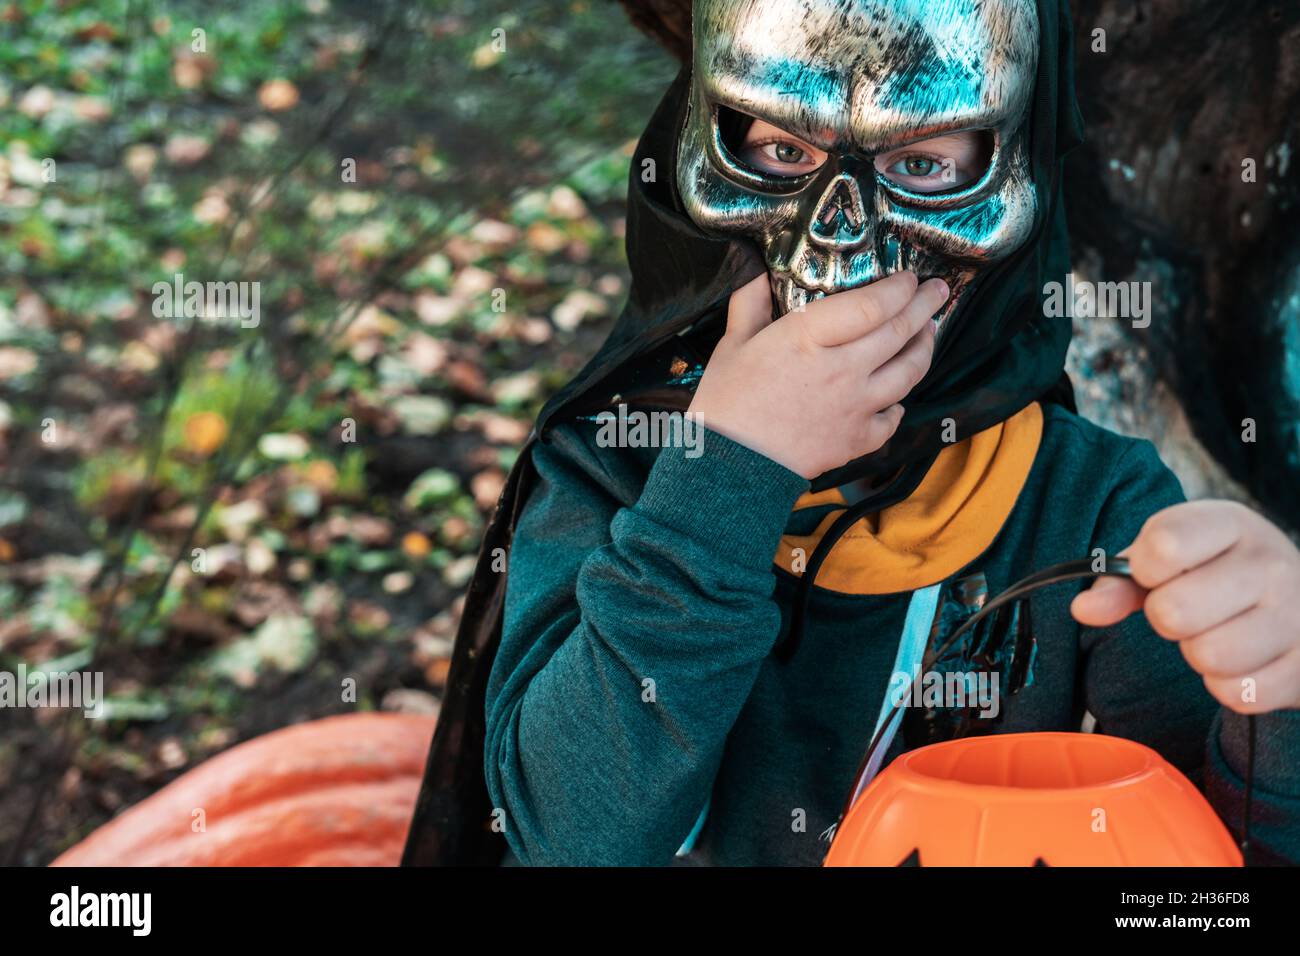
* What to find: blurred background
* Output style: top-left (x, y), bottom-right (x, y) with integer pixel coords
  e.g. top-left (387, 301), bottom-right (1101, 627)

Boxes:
top-left (2, 0), bottom-right (1297, 865)
top-left (0, 0), bottom-right (674, 864)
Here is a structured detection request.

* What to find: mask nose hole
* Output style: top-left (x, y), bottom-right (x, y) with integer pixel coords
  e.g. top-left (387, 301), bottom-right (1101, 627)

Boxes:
top-left (809, 172), bottom-right (871, 250)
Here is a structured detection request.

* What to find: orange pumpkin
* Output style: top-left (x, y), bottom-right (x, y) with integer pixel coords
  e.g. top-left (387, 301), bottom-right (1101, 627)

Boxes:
top-left (825, 732), bottom-right (1243, 867)
top-left (51, 713), bottom-right (436, 867)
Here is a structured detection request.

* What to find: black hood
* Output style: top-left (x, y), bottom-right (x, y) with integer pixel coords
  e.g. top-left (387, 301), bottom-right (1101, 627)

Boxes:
top-left (537, 0), bottom-right (1087, 493)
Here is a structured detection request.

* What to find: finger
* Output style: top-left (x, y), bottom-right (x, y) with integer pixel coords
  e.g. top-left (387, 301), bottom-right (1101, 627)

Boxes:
top-left (1202, 647), bottom-right (1300, 714)
top-left (1142, 544), bottom-right (1266, 641)
top-left (1071, 574), bottom-right (1147, 627)
top-left (802, 270), bottom-right (918, 347)
top-left (1127, 501), bottom-right (1246, 590)
top-left (724, 273), bottom-right (774, 342)
top-left (1179, 607), bottom-right (1292, 678)
top-left (855, 277), bottom-right (950, 366)
top-left (858, 402), bottom-right (905, 453)
top-left (862, 319), bottom-right (935, 409)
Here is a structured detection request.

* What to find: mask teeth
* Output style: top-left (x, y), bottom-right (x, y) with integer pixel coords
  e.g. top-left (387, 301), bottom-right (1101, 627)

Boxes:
top-left (790, 283), bottom-right (815, 313)
top-left (772, 277), bottom-right (827, 316)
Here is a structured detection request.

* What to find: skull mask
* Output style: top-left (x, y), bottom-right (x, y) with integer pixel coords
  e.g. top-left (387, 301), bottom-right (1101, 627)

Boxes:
top-left (677, 0), bottom-right (1041, 335)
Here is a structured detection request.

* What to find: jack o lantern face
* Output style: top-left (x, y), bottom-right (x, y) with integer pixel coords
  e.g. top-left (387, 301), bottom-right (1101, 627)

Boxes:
top-left (898, 847), bottom-right (1049, 866)
top-left (824, 733), bottom-right (1243, 867)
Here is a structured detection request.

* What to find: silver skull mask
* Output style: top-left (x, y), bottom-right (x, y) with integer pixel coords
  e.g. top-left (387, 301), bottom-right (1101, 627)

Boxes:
top-left (677, 0), bottom-right (1041, 331)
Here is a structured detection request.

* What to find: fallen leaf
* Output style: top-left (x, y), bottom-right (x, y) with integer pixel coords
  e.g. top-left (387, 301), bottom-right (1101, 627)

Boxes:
top-left (402, 332), bottom-right (450, 375)
top-left (382, 688), bottom-right (440, 714)
top-left (216, 499), bottom-right (266, 542)
top-left (71, 95), bottom-right (111, 122)
top-left (155, 737), bottom-right (188, 770)
top-left (346, 513), bottom-right (393, 546)
top-left (438, 515), bottom-right (474, 547)
top-left (164, 134), bottom-right (211, 166)
top-left (467, 218), bottom-right (521, 250)
top-left (547, 185), bottom-right (588, 220)
top-left (182, 410), bottom-right (227, 456)
top-left (382, 570), bottom-right (414, 594)
top-left (392, 394), bottom-right (452, 436)
top-left (245, 538), bottom-right (277, 576)
top-left (257, 432), bottom-right (310, 461)
top-left (401, 531), bottom-right (433, 558)
top-left (347, 599), bottom-right (391, 632)
top-left (491, 371), bottom-right (540, 406)
top-left (414, 291), bottom-right (460, 326)
top-left (524, 221), bottom-right (567, 254)
top-left (444, 358), bottom-right (488, 398)
top-left (470, 469), bottom-right (507, 510)
top-left (257, 78), bottom-right (300, 112)
top-left (424, 657), bottom-right (452, 688)
top-left (300, 459), bottom-right (338, 492)
top-left (450, 265), bottom-right (497, 299)
top-left (404, 469), bottom-right (462, 510)
top-left (0, 347), bottom-right (38, 380)
top-left (166, 604), bottom-right (236, 642)
top-left (551, 289), bottom-right (607, 332)
top-left (75, 22), bottom-right (120, 41)
top-left (173, 58), bottom-right (205, 89)
top-left (206, 613), bottom-right (318, 684)
top-left (442, 555), bottom-right (478, 588)
top-left (474, 410), bottom-right (530, 445)
top-left (192, 191), bottom-right (230, 225)
top-left (17, 85), bottom-right (55, 119)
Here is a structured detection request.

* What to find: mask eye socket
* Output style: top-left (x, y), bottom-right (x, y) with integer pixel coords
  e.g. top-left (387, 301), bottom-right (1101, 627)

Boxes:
top-left (874, 130), bottom-right (994, 195)
top-left (715, 105), bottom-right (827, 181)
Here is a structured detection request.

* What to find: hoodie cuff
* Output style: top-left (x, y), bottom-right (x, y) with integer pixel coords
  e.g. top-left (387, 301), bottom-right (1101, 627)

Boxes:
top-left (632, 425), bottom-right (810, 571)
top-left (1216, 707), bottom-right (1300, 793)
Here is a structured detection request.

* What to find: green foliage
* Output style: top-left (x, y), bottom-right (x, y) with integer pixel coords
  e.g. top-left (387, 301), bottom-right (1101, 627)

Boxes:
top-left (0, 0), bottom-right (675, 859)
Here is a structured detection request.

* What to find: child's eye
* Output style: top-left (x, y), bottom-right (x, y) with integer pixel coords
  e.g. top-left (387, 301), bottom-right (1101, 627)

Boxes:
top-left (880, 153), bottom-right (962, 192)
top-left (875, 131), bottom-right (992, 194)
top-left (897, 156), bottom-right (940, 177)
top-left (738, 138), bottom-right (823, 176)
top-left (732, 115), bottom-right (829, 178)
top-left (771, 142), bottom-right (806, 164)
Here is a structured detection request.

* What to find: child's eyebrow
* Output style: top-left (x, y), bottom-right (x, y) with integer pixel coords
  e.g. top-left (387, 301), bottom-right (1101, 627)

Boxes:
top-left (743, 119), bottom-right (822, 148)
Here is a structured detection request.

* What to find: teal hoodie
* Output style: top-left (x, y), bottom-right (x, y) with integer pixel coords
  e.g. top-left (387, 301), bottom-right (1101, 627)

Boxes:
top-left (483, 404), bottom-right (1300, 865)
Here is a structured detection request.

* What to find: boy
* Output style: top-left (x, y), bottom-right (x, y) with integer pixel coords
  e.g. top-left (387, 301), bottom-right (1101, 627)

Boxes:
top-left (405, 0), bottom-right (1300, 866)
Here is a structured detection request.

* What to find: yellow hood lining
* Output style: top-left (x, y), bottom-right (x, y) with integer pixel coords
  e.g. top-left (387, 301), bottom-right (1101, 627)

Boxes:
top-left (774, 403), bottom-right (1044, 596)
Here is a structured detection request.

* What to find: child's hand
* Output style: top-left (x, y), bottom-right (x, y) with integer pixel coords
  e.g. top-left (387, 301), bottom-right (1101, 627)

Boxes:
top-left (1072, 500), bottom-right (1300, 714)
top-left (688, 270), bottom-right (948, 479)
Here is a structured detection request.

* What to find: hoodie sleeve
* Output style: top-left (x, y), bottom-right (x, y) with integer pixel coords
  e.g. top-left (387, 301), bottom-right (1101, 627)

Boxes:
top-left (483, 420), bottom-right (809, 865)
top-left (1081, 438), bottom-right (1300, 864)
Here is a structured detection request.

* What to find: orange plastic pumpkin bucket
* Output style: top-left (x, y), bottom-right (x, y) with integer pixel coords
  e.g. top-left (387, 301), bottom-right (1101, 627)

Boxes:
top-left (824, 732), bottom-right (1242, 867)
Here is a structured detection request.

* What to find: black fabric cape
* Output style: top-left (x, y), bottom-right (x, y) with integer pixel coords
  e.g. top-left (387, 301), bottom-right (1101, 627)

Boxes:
top-left (402, 0), bottom-right (1087, 865)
